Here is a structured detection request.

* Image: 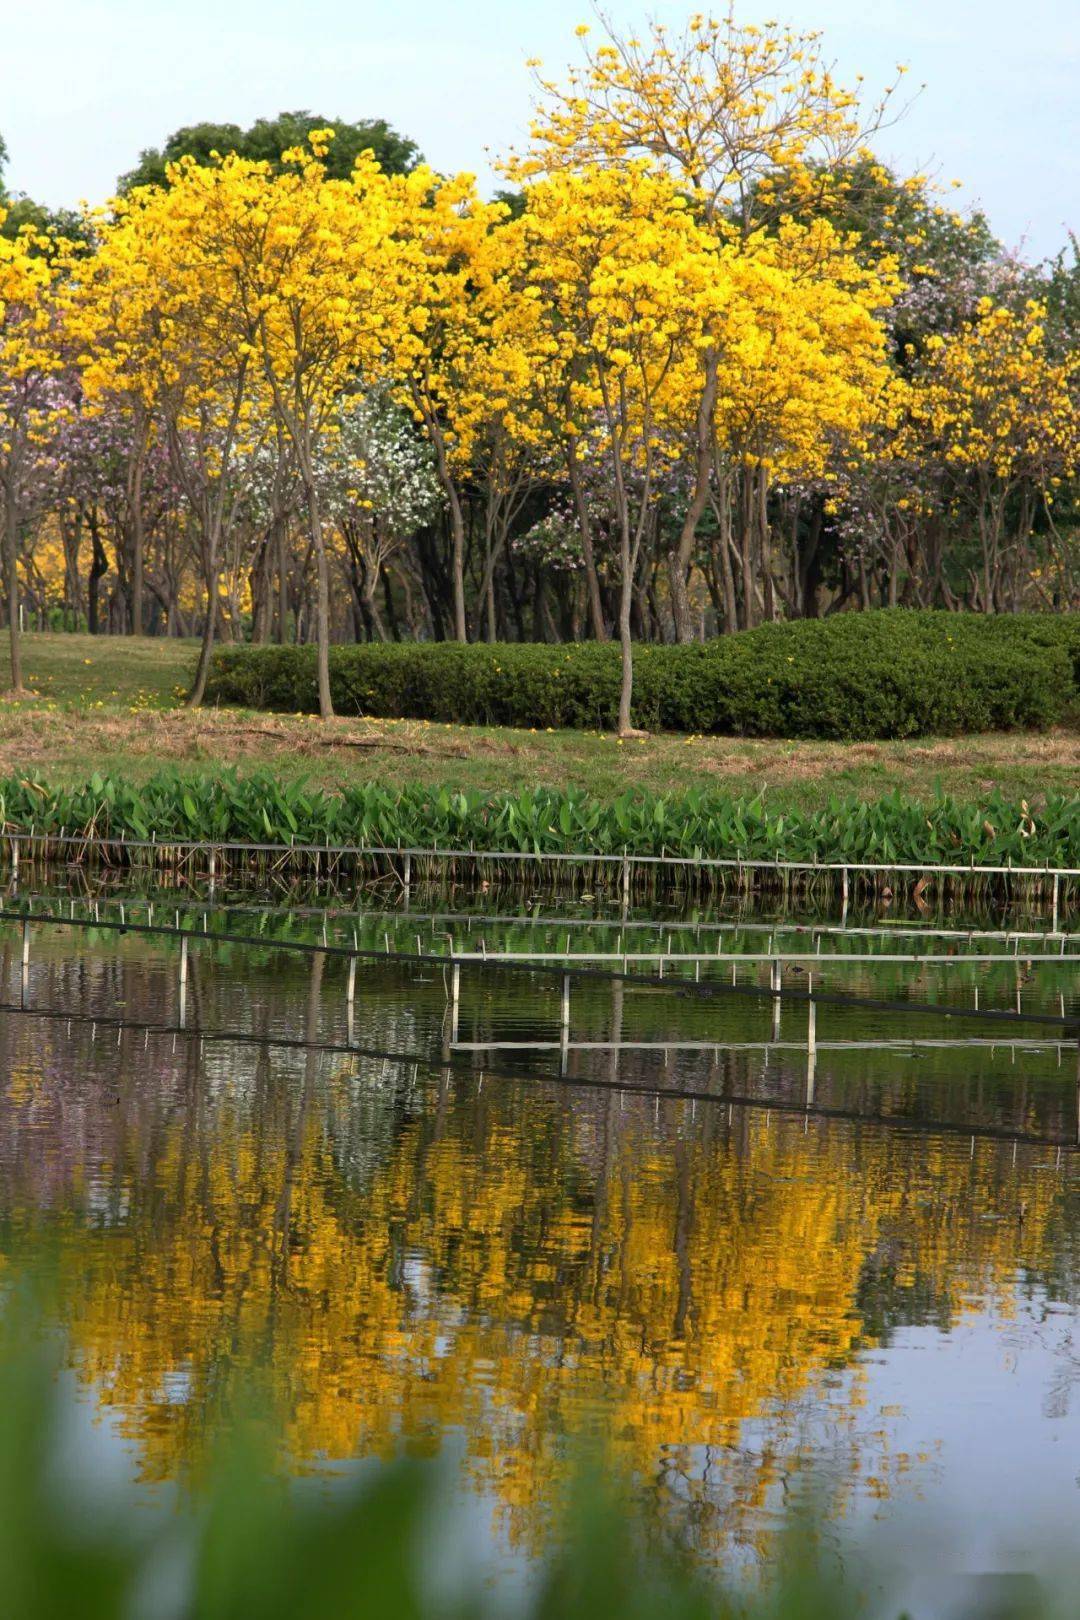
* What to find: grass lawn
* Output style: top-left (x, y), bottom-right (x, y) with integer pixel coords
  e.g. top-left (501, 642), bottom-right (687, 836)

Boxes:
top-left (0, 629), bottom-right (1077, 810)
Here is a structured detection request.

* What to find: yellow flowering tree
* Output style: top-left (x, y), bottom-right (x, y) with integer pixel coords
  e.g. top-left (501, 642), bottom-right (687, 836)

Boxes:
top-left (381, 170), bottom-right (512, 643)
top-left (66, 166), bottom-right (274, 703)
top-left (0, 215), bottom-right (64, 690)
top-left (521, 164), bottom-right (720, 731)
top-left (708, 222), bottom-right (899, 625)
top-left (517, 11), bottom-right (906, 639)
top-left (222, 137), bottom-right (406, 715)
top-left (911, 299), bottom-right (1080, 610)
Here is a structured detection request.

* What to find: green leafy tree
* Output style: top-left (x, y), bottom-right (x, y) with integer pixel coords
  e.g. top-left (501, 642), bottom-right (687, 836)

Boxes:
top-left (118, 111), bottom-right (420, 191)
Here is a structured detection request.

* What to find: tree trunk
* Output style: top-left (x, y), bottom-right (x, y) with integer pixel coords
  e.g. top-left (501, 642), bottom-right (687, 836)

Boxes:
top-left (3, 481), bottom-right (23, 691)
top-left (130, 452), bottom-right (146, 637)
top-left (758, 468), bottom-right (776, 621)
top-left (87, 510), bottom-right (109, 636)
top-left (380, 565), bottom-right (401, 641)
top-left (186, 557), bottom-right (220, 707)
top-left (420, 401), bottom-right (467, 642)
top-left (476, 512), bottom-right (505, 643)
top-left (252, 528), bottom-right (273, 643)
top-left (61, 508), bottom-right (84, 628)
top-left (304, 477), bottom-right (334, 718)
top-left (277, 520), bottom-right (290, 644)
top-left (361, 558), bottom-right (390, 642)
top-left (617, 529), bottom-right (634, 735)
top-left (738, 468), bottom-right (757, 630)
top-left (668, 352), bottom-right (718, 643)
top-left (448, 484), bottom-right (467, 643)
top-left (567, 446), bottom-right (607, 641)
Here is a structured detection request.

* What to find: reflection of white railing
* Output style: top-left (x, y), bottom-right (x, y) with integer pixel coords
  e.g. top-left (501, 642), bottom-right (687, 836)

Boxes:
top-left (3, 830), bottom-right (1079, 927)
top-left (20, 891), bottom-right (1080, 962)
top-left (449, 1037), bottom-right (1077, 1053)
top-left (60, 892), bottom-right (1080, 948)
top-left (449, 948), bottom-right (1076, 965)
top-left (351, 905), bottom-right (1080, 948)
top-left (7, 905), bottom-right (1078, 1036)
top-left (7, 906), bottom-right (1080, 1151)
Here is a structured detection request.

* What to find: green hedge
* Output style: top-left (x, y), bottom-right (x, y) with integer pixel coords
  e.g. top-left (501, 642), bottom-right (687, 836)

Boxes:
top-left (2, 771), bottom-right (1078, 867)
top-left (205, 611), bottom-right (1080, 740)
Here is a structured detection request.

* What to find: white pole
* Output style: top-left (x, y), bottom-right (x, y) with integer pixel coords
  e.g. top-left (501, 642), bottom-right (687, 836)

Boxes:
top-left (806, 976), bottom-right (816, 1107)
top-left (178, 935), bottom-right (188, 1029)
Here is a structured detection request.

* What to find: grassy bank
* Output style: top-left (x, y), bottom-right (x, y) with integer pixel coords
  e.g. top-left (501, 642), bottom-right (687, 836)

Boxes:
top-left (2, 631), bottom-right (1080, 814)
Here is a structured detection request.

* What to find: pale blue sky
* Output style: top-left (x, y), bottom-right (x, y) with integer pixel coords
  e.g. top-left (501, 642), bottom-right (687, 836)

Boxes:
top-left (4, 0), bottom-right (1077, 260)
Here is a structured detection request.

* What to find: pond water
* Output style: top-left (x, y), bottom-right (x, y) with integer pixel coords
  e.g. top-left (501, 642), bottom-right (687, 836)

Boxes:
top-left (2, 879), bottom-right (1080, 1590)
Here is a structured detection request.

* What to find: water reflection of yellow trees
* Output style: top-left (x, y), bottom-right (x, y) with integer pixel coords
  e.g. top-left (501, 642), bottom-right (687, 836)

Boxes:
top-left (0, 1050), bottom-right (1069, 1553)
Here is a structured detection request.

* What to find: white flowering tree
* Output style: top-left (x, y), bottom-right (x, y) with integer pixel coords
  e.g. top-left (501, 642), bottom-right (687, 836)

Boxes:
top-left (317, 389), bottom-right (441, 641)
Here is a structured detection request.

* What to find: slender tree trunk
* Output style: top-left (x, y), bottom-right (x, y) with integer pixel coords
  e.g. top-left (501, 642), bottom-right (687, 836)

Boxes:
top-left (252, 527), bottom-right (273, 643)
top-left (600, 374), bottom-right (653, 737)
top-left (277, 520), bottom-right (290, 644)
top-left (87, 509), bottom-right (109, 636)
top-left (420, 400), bottom-right (467, 642)
top-left (447, 484), bottom-right (467, 643)
top-left (799, 506), bottom-right (824, 619)
top-left (858, 553), bottom-right (871, 611)
top-left (617, 528), bottom-right (634, 735)
top-left (609, 455), bottom-right (641, 736)
top-left (362, 559), bottom-right (389, 642)
top-left (186, 553), bottom-right (220, 707)
top-left (712, 477), bottom-right (738, 633)
top-left (485, 568), bottom-right (497, 642)
top-left (61, 509), bottom-right (84, 628)
top-left (476, 509), bottom-right (505, 643)
top-left (738, 468), bottom-right (757, 630)
top-left (303, 475), bottom-right (334, 718)
top-left (380, 564), bottom-right (401, 641)
top-left (567, 446), bottom-right (607, 641)
top-left (3, 479), bottom-right (23, 691)
top-left (130, 451), bottom-right (146, 637)
top-left (758, 468), bottom-right (776, 621)
top-left (539, 583), bottom-right (561, 644)
top-left (668, 352), bottom-right (718, 643)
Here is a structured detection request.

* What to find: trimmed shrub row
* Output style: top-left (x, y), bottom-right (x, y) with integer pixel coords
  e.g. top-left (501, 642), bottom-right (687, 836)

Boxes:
top-left (1, 771), bottom-right (1077, 867)
top-left (205, 611), bottom-right (1080, 740)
